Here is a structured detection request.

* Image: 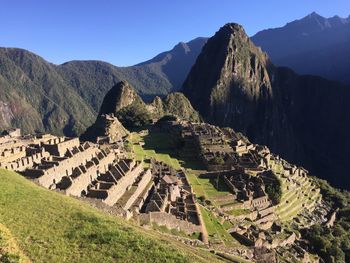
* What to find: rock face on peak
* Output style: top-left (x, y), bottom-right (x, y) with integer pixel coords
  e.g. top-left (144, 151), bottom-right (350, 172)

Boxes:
top-left (183, 22), bottom-right (350, 188)
top-left (80, 113), bottom-right (129, 143)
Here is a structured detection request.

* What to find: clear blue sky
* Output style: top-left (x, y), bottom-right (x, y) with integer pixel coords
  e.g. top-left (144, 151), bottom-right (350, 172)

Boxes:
top-left (0, 0), bottom-right (349, 66)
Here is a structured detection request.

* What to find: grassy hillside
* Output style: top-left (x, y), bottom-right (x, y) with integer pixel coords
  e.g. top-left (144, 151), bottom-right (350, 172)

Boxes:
top-left (0, 169), bottom-right (221, 263)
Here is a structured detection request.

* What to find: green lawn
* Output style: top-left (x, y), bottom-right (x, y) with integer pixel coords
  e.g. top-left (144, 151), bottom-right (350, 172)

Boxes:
top-left (185, 170), bottom-right (207, 198)
top-left (143, 132), bottom-right (176, 152)
top-left (133, 144), bottom-right (181, 170)
top-left (228, 209), bottom-right (251, 217)
top-left (0, 169), bottom-right (221, 263)
top-left (199, 206), bottom-right (240, 247)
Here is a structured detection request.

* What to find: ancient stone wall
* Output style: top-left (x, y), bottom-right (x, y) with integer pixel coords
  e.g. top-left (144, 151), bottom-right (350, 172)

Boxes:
top-left (145, 212), bottom-right (202, 234)
top-left (0, 135), bottom-right (11, 145)
top-left (1, 150), bottom-right (50, 171)
top-left (123, 169), bottom-right (152, 210)
top-left (132, 182), bottom-right (155, 213)
top-left (43, 137), bottom-right (80, 157)
top-left (25, 144), bottom-right (98, 188)
top-left (103, 161), bottom-right (143, 206)
top-left (243, 196), bottom-right (270, 210)
top-left (0, 146), bottom-right (26, 163)
top-left (64, 150), bottom-right (115, 196)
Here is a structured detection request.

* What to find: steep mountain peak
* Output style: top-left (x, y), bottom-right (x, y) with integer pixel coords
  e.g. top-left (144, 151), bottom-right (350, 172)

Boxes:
top-left (173, 42), bottom-right (191, 54)
top-left (307, 11), bottom-right (323, 19)
top-left (183, 22), bottom-right (273, 124)
top-left (219, 23), bottom-right (245, 33)
top-left (98, 80), bottom-right (142, 116)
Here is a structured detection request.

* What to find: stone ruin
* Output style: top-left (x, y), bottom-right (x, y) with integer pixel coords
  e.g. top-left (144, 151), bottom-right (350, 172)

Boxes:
top-left (180, 122), bottom-right (266, 174)
top-left (81, 113), bottom-right (129, 145)
top-left (0, 128), bottom-right (205, 239)
top-left (223, 170), bottom-right (270, 210)
top-left (0, 124), bottom-right (325, 258)
top-left (177, 121), bottom-right (325, 254)
top-left (140, 160), bottom-right (203, 235)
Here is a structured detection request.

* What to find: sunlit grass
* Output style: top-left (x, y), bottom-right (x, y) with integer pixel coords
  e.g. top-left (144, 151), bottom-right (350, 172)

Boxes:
top-left (0, 169), bottom-right (220, 263)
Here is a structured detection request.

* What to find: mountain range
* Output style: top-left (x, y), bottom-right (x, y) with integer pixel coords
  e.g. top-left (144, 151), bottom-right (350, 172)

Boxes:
top-left (0, 38), bottom-right (206, 136)
top-left (2, 12), bottom-right (349, 137)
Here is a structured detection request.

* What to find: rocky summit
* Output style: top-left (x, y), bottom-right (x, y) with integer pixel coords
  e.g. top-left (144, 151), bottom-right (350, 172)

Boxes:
top-left (98, 80), bottom-right (144, 116)
top-left (183, 23), bottom-right (350, 189)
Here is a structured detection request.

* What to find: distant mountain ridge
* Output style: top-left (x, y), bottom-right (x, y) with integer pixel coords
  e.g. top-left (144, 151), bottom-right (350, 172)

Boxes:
top-left (251, 12), bottom-right (350, 84)
top-left (136, 37), bottom-right (207, 91)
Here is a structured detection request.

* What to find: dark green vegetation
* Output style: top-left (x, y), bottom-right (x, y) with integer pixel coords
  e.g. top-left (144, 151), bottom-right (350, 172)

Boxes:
top-left (252, 12), bottom-right (350, 84)
top-left (303, 179), bottom-right (350, 263)
top-left (116, 101), bottom-right (152, 129)
top-left (182, 23), bottom-right (350, 189)
top-left (0, 48), bottom-right (96, 136)
top-left (264, 173), bottom-right (282, 205)
top-left (0, 38), bottom-right (206, 136)
top-left (0, 169), bottom-right (221, 263)
top-left (209, 156), bottom-right (225, 165)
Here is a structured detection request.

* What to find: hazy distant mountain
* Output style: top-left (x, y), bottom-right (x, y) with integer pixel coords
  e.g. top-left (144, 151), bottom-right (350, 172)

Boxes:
top-left (183, 23), bottom-right (350, 188)
top-left (252, 12), bottom-right (350, 84)
top-left (136, 37), bottom-right (207, 91)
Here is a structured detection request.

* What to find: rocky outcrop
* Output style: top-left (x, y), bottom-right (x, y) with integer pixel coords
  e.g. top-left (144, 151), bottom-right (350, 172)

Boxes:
top-left (98, 81), bottom-right (146, 115)
top-left (80, 114), bottom-right (129, 143)
top-left (183, 23), bottom-right (350, 189)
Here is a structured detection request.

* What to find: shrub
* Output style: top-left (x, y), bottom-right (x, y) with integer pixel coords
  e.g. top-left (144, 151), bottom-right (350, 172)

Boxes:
top-left (263, 173), bottom-right (282, 205)
top-left (209, 156), bottom-right (225, 165)
top-left (117, 103), bottom-right (152, 129)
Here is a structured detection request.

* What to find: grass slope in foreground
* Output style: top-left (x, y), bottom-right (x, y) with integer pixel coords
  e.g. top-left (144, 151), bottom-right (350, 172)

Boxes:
top-left (0, 169), bottom-right (221, 263)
